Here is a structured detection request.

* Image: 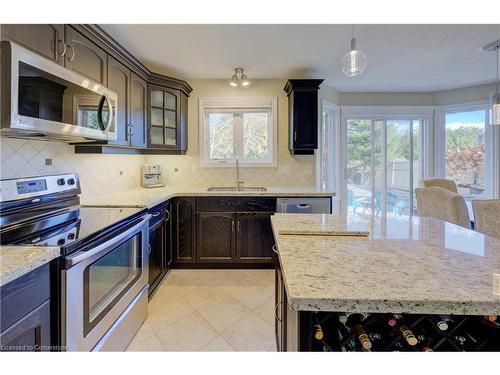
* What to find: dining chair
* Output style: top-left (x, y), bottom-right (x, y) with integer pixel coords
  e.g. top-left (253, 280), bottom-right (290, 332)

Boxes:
top-left (415, 186), bottom-right (471, 229)
top-left (471, 199), bottom-right (500, 239)
top-left (420, 178), bottom-right (458, 193)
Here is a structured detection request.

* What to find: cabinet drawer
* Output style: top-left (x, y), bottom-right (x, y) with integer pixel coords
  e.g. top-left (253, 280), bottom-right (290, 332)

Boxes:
top-left (196, 197), bottom-right (276, 212)
top-left (0, 263), bottom-right (50, 332)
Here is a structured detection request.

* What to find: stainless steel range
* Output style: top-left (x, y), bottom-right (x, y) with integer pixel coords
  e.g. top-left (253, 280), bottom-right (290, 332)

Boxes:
top-left (0, 173), bottom-right (150, 351)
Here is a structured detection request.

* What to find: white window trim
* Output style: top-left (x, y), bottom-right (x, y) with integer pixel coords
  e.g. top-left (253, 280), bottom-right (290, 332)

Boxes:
top-left (434, 100), bottom-right (499, 198)
top-left (198, 97), bottom-right (278, 168)
top-left (338, 106), bottom-right (434, 214)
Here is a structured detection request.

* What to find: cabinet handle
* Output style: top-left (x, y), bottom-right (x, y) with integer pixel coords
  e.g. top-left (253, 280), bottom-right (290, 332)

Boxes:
top-left (294, 131), bottom-right (297, 142)
top-left (66, 44), bottom-right (75, 62)
top-left (151, 212), bottom-right (161, 217)
top-left (272, 244), bottom-right (278, 254)
top-left (237, 220), bottom-right (240, 232)
top-left (232, 220), bottom-right (235, 232)
top-left (275, 301), bottom-right (282, 322)
top-left (127, 124), bottom-right (134, 136)
top-left (57, 39), bottom-right (67, 57)
top-left (165, 209), bottom-right (170, 222)
top-left (148, 244), bottom-right (152, 255)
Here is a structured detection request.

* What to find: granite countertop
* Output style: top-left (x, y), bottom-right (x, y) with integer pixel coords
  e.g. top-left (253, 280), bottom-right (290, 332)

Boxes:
top-left (81, 186), bottom-right (336, 209)
top-left (271, 214), bottom-right (500, 315)
top-left (0, 245), bottom-right (61, 287)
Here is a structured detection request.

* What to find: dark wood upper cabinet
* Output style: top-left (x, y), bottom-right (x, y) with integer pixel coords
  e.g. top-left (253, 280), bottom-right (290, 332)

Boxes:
top-left (173, 198), bottom-right (196, 263)
top-left (64, 26), bottom-right (107, 84)
top-left (129, 73), bottom-right (148, 148)
top-left (197, 212), bottom-right (235, 263)
top-left (107, 56), bottom-right (130, 146)
top-left (236, 212), bottom-right (274, 262)
top-left (0, 24), bottom-right (64, 64)
top-left (284, 79), bottom-right (324, 155)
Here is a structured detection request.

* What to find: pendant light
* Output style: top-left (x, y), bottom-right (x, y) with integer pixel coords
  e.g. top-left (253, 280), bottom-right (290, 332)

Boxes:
top-left (229, 67), bottom-right (250, 87)
top-left (341, 25), bottom-right (367, 78)
top-left (484, 39), bottom-right (500, 125)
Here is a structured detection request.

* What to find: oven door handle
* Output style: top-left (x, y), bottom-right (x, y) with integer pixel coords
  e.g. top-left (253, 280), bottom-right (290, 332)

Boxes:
top-left (66, 214), bottom-right (151, 267)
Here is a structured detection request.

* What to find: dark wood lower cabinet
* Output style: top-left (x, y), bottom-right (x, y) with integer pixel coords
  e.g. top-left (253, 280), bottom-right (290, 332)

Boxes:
top-left (0, 301), bottom-right (50, 352)
top-left (197, 212), bottom-right (235, 262)
top-left (148, 201), bottom-right (172, 296)
top-left (275, 264), bottom-right (287, 351)
top-left (237, 212), bottom-right (274, 262)
top-left (173, 198), bottom-right (196, 263)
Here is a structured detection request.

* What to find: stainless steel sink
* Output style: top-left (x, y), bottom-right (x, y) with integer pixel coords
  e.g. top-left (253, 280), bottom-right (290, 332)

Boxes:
top-left (206, 186), bottom-right (267, 192)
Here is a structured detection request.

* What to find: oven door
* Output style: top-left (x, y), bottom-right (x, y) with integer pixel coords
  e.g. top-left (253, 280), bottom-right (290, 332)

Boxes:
top-left (63, 214), bottom-right (150, 351)
top-left (1, 41), bottom-right (117, 142)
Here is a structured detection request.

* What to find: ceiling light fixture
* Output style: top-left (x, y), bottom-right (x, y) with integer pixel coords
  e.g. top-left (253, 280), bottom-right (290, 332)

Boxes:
top-left (484, 39), bottom-right (500, 126)
top-left (341, 25), bottom-right (367, 78)
top-left (229, 67), bottom-right (250, 87)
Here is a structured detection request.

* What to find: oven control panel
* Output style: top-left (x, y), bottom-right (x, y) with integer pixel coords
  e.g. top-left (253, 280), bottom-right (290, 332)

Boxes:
top-left (0, 174), bottom-right (80, 203)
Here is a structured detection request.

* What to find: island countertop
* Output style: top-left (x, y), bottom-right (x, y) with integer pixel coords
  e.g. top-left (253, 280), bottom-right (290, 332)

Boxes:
top-left (271, 214), bottom-right (500, 315)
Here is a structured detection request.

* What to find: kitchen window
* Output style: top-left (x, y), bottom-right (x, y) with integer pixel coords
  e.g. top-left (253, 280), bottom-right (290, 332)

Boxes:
top-left (199, 97), bottom-right (277, 167)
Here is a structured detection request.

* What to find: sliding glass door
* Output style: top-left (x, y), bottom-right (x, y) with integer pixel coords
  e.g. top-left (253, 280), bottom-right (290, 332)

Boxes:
top-left (344, 118), bottom-right (422, 217)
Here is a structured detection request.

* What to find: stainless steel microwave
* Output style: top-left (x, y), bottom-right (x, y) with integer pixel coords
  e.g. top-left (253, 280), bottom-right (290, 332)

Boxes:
top-left (0, 41), bottom-right (117, 142)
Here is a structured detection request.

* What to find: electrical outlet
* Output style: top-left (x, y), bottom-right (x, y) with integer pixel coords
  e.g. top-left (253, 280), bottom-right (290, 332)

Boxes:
top-left (278, 165), bottom-right (291, 175)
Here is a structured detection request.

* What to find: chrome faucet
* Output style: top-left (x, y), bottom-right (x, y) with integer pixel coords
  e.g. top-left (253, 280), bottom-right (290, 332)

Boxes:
top-left (235, 157), bottom-right (244, 191)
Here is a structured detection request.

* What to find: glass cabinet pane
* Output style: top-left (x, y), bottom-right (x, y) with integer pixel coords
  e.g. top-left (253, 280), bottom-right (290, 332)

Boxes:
top-left (151, 90), bottom-right (163, 108)
top-left (165, 128), bottom-right (176, 146)
top-left (151, 126), bottom-right (164, 145)
top-left (164, 92), bottom-right (176, 111)
top-left (165, 110), bottom-right (176, 127)
top-left (151, 108), bottom-right (163, 126)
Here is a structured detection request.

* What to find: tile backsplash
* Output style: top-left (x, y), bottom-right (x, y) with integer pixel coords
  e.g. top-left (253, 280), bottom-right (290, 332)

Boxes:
top-left (0, 138), bottom-right (146, 201)
top-left (1, 138), bottom-right (316, 201)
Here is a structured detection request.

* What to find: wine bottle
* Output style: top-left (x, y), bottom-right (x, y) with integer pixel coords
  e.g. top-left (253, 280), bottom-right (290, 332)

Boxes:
top-left (399, 325), bottom-right (418, 346)
top-left (312, 316), bottom-right (324, 341)
top-left (431, 315), bottom-right (452, 331)
top-left (344, 314), bottom-right (372, 350)
top-left (386, 313), bottom-right (402, 327)
top-left (485, 315), bottom-right (498, 322)
top-left (421, 345), bottom-right (433, 352)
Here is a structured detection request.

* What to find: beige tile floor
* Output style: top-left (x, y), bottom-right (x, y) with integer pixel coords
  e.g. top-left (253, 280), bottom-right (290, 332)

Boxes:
top-left (126, 269), bottom-right (277, 352)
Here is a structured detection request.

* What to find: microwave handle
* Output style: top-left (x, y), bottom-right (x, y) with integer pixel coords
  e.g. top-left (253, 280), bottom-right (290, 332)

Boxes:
top-left (66, 214), bottom-right (151, 267)
top-left (97, 94), bottom-right (114, 132)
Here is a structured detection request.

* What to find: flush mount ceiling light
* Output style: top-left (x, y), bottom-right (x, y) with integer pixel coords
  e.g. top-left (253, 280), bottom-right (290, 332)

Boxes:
top-left (229, 67), bottom-right (250, 87)
top-left (484, 39), bottom-right (500, 126)
top-left (341, 25), bottom-right (367, 78)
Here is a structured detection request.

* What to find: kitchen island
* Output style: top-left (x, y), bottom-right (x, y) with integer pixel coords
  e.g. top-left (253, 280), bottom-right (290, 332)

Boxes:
top-left (271, 214), bottom-right (500, 351)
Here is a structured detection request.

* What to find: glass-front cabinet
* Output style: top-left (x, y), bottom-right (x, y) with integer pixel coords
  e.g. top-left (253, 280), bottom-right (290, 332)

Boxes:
top-left (149, 85), bottom-right (181, 148)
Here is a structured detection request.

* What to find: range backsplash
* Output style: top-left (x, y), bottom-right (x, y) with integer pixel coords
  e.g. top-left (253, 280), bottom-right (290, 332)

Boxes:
top-left (1, 138), bottom-right (316, 201)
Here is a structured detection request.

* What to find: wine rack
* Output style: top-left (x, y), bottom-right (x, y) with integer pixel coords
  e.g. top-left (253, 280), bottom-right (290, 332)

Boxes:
top-left (301, 312), bottom-right (500, 352)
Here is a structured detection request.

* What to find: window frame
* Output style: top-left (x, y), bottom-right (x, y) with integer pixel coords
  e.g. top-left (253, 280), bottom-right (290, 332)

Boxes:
top-left (435, 100), bottom-right (498, 199)
top-left (199, 97), bottom-right (278, 168)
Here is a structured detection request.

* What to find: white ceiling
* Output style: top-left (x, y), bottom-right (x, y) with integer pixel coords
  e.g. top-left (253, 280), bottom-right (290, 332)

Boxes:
top-left (101, 24), bottom-right (500, 92)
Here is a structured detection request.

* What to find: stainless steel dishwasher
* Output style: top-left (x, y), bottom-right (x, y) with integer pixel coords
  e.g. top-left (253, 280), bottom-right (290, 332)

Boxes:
top-left (276, 197), bottom-right (332, 214)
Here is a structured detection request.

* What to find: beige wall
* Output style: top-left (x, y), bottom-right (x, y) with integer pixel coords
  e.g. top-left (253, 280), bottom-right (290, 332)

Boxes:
top-left (144, 79), bottom-right (316, 187)
top-left (432, 82), bottom-right (496, 106)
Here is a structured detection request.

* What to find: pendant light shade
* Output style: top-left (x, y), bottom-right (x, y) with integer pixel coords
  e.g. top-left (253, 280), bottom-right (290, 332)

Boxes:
top-left (341, 26), bottom-right (367, 78)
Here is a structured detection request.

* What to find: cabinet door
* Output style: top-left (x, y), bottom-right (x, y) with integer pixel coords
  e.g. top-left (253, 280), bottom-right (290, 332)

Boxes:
top-left (1, 24), bottom-right (64, 64)
top-left (0, 300), bottom-right (50, 352)
top-left (173, 198), bottom-right (196, 263)
top-left (148, 218), bottom-right (165, 293)
top-left (292, 90), bottom-right (318, 149)
top-left (164, 202), bottom-right (173, 269)
top-left (107, 56), bottom-right (130, 146)
top-left (129, 73), bottom-right (148, 148)
top-left (64, 26), bottom-right (107, 84)
top-left (149, 86), bottom-right (180, 149)
top-left (197, 212), bottom-right (234, 262)
top-left (236, 212), bottom-right (274, 263)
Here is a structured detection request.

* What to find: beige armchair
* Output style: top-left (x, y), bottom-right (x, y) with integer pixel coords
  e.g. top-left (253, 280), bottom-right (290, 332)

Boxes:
top-left (472, 200), bottom-right (500, 239)
top-left (415, 187), bottom-right (471, 229)
top-left (420, 178), bottom-right (458, 193)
